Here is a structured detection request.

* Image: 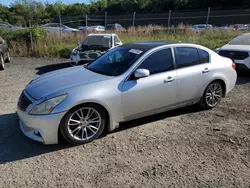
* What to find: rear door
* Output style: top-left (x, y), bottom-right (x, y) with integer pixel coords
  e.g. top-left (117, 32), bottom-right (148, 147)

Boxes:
top-left (174, 46), bottom-right (213, 104)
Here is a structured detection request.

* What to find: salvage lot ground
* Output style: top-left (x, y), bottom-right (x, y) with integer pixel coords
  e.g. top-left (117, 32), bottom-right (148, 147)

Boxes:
top-left (0, 57), bottom-right (249, 188)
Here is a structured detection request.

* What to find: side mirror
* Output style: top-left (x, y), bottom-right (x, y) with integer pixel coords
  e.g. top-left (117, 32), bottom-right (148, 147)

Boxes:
top-left (115, 42), bottom-right (121, 46)
top-left (134, 69), bottom-right (150, 79)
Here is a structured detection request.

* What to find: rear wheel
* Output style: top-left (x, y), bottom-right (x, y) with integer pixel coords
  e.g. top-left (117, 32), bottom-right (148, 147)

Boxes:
top-left (60, 104), bottom-right (106, 145)
top-left (200, 81), bottom-right (223, 109)
top-left (0, 54), bottom-right (5, 70)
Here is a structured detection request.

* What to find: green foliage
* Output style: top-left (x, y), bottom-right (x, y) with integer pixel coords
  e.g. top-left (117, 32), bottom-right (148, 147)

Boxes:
top-left (5, 29), bottom-right (243, 58)
top-left (58, 45), bottom-right (73, 58)
top-left (1, 0), bottom-right (250, 27)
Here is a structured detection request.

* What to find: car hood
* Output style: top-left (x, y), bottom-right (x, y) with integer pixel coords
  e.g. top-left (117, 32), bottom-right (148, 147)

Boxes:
top-left (26, 66), bottom-right (112, 100)
top-left (220, 44), bottom-right (250, 51)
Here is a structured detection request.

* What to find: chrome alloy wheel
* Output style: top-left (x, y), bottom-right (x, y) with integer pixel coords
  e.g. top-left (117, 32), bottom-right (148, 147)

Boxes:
top-left (206, 82), bottom-right (223, 107)
top-left (67, 107), bottom-right (101, 141)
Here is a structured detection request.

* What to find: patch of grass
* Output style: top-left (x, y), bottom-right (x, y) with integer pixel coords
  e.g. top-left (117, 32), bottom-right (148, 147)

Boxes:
top-left (4, 26), bottom-right (244, 58)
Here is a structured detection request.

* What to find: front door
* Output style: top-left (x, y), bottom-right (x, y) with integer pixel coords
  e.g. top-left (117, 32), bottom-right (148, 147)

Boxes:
top-left (121, 48), bottom-right (177, 119)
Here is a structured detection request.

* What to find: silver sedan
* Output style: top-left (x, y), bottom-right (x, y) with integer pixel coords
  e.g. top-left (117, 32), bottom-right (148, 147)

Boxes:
top-left (17, 42), bottom-right (237, 145)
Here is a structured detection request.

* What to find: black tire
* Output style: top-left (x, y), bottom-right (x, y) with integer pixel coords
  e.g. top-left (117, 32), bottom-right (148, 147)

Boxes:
top-left (59, 104), bottom-right (106, 145)
top-left (199, 81), bottom-right (223, 110)
top-left (5, 52), bottom-right (10, 63)
top-left (0, 54), bottom-right (5, 70)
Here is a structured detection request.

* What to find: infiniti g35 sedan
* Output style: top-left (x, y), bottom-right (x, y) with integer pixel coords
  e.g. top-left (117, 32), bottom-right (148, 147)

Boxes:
top-left (17, 42), bottom-right (237, 145)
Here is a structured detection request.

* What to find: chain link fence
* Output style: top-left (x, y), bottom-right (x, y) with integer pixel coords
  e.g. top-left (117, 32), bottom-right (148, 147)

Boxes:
top-left (59, 8), bottom-right (250, 29)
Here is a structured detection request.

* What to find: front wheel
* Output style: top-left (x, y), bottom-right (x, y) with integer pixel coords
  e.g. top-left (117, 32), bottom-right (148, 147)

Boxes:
top-left (200, 81), bottom-right (223, 110)
top-left (59, 104), bottom-right (106, 145)
top-left (0, 54), bottom-right (5, 70)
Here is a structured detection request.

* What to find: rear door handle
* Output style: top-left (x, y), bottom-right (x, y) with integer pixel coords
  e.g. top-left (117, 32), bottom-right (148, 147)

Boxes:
top-left (202, 68), bottom-right (210, 73)
top-left (164, 76), bottom-right (175, 83)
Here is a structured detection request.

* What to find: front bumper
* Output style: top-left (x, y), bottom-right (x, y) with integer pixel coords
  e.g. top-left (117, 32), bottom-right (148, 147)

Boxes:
top-left (17, 108), bottom-right (67, 144)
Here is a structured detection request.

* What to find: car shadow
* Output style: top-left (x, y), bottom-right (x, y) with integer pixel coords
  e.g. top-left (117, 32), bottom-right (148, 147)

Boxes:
top-left (35, 61), bottom-right (89, 75)
top-left (236, 71), bottom-right (250, 85)
top-left (0, 113), bottom-right (72, 164)
top-left (0, 105), bottom-right (203, 164)
top-left (35, 62), bottom-right (72, 75)
top-left (110, 105), bottom-right (204, 134)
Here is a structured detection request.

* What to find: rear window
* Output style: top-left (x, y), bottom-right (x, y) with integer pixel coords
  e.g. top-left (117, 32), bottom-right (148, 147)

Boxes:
top-left (83, 36), bottom-right (111, 47)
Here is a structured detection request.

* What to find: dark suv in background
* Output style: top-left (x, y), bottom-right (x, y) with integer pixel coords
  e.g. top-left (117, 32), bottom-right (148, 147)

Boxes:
top-left (0, 36), bottom-right (10, 70)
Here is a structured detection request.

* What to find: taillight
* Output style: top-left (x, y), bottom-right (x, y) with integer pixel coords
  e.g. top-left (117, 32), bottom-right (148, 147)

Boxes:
top-left (232, 62), bottom-right (236, 70)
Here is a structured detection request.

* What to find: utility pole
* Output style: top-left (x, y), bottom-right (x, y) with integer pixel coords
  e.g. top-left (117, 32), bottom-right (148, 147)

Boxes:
top-left (206, 7), bottom-right (211, 30)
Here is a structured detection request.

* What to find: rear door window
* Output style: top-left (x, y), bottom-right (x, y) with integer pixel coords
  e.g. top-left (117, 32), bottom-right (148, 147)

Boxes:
top-left (174, 47), bottom-right (200, 68)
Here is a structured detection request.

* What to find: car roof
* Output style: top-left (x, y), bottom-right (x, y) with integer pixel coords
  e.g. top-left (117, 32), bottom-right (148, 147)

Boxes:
top-left (122, 41), bottom-right (184, 51)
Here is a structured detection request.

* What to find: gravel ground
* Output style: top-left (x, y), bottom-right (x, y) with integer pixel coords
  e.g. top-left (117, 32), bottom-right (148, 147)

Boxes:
top-left (0, 57), bottom-right (249, 188)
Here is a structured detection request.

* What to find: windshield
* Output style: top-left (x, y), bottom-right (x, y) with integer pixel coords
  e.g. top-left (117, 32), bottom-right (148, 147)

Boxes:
top-left (86, 46), bottom-right (144, 76)
top-left (82, 36), bottom-right (111, 47)
top-left (229, 34), bottom-right (250, 45)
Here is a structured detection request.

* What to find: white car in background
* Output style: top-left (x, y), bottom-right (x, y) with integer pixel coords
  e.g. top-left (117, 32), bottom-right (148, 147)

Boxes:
top-left (0, 22), bottom-right (24, 31)
top-left (39, 23), bottom-right (79, 33)
top-left (78, 25), bottom-right (105, 32)
top-left (216, 33), bottom-right (250, 71)
top-left (70, 33), bottom-right (122, 65)
top-left (192, 24), bottom-right (213, 32)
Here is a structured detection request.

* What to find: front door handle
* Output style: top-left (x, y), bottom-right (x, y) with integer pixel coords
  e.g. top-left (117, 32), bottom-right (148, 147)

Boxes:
top-left (164, 76), bottom-right (175, 83)
top-left (202, 68), bottom-right (210, 73)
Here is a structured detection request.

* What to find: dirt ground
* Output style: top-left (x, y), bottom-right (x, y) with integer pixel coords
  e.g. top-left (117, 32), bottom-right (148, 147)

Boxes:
top-left (0, 57), bottom-right (249, 188)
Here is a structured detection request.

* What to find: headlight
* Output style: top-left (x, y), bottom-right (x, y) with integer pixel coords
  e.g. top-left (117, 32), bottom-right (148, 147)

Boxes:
top-left (30, 94), bottom-right (67, 115)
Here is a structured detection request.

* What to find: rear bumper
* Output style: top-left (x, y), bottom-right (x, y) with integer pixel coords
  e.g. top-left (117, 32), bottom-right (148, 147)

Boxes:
top-left (17, 108), bottom-right (67, 144)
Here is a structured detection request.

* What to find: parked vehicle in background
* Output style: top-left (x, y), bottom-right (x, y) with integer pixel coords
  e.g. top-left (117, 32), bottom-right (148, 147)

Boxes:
top-left (192, 24), bottom-right (213, 32)
top-left (231, 24), bottom-right (249, 30)
top-left (77, 26), bottom-right (87, 31)
top-left (70, 33), bottom-right (122, 65)
top-left (39, 23), bottom-right (79, 33)
top-left (18, 41), bottom-right (237, 145)
top-left (216, 33), bottom-right (250, 71)
top-left (77, 25), bottom-right (105, 32)
top-left (214, 26), bottom-right (229, 30)
top-left (106, 23), bottom-right (126, 32)
top-left (0, 22), bottom-right (24, 31)
top-left (0, 36), bottom-right (10, 70)
top-left (237, 25), bottom-right (250, 31)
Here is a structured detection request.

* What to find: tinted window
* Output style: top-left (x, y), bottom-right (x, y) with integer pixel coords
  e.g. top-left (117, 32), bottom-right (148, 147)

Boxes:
top-left (175, 47), bottom-right (200, 68)
top-left (138, 49), bottom-right (174, 74)
top-left (199, 49), bottom-right (210, 63)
